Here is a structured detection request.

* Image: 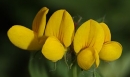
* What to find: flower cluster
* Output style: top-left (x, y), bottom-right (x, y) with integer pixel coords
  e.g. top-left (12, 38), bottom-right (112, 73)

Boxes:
top-left (74, 20), bottom-right (122, 70)
top-left (7, 7), bottom-right (122, 70)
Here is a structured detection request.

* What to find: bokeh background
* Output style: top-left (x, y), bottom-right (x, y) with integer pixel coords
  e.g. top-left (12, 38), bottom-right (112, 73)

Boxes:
top-left (1, 0), bottom-right (130, 77)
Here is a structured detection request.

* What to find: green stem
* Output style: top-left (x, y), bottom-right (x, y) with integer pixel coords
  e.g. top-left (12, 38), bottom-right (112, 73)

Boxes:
top-left (50, 62), bottom-right (57, 71)
top-left (93, 65), bottom-right (96, 77)
top-left (72, 64), bottom-right (78, 77)
top-left (93, 71), bottom-right (95, 77)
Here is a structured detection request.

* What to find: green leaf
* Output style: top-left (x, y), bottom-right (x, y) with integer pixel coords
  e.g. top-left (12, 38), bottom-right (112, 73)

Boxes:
top-left (29, 51), bottom-right (48, 77)
top-left (96, 15), bottom-right (106, 23)
top-left (28, 51), bottom-right (70, 77)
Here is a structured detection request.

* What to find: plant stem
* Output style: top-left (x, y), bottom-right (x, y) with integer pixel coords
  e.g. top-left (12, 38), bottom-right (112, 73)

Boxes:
top-left (72, 64), bottom-right (78, 77)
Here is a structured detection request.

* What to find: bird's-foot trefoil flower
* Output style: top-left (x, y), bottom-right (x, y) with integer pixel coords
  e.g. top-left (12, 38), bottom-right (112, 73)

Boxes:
top-left (73, 19), bottom-right (105, 70)
top-left (99, 23), bottom-right (122, 61)
top-left (42, 9), bottom-right (74, 62)
top-left (7, 7), bottom-right (49, 50)
top-left (7, 7), bottom-right (74, 62)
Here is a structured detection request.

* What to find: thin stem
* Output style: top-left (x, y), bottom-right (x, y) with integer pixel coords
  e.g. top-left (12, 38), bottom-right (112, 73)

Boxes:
top-left (72, 64), bottom-right (78, 77)
top-left (93, 71), bottom-right (95, 77)
top-left (93, 65), bottom-right (96, 77)
top-left (50, 62), bottom-right (56, 72)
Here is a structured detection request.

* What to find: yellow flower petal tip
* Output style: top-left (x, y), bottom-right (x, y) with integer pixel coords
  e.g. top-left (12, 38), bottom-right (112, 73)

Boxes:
top-left (42, 36), bottom-right (66, 62)
top-left (77, 48), bottom-right (95, 70)
top-left (45, 9), bottom-right (74, 47)
top-left (32, 7), bottom-right (49, 38)
top-left (99, 41), bottom-right (122, 61)
top-left (7, 25), bottom-right (42, 50)
top-left (100, 23), bottom-right (111, 42)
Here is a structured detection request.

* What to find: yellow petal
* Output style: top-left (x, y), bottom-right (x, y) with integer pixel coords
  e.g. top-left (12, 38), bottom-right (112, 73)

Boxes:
top-left (32, 7), bottom-right (49, 38)
top-left (94, 49), bottom-right (100, 67)
top-left (99, 41), bottom-right (122, 61)
top-left (100, 23), bottom-right (111, 42)
top-left (77, 48), bottom-right (95, 70)
top-left (7, 25), bottom-right (43, 50)
top-left (74, 19), bottom-right (104, 54)
top-left (42, 36), bottom-right (66, 62)
top-left (45, 10), bottom-right (74, 47)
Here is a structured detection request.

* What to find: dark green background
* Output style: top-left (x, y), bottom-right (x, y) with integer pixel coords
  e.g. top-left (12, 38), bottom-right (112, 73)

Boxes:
top-left (0, 0), bottom-right (130, 77)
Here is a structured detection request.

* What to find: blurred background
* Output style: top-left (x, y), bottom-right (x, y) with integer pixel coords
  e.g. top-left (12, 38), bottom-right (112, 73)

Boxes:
top-left (0, 0), bottom-right (130, 77)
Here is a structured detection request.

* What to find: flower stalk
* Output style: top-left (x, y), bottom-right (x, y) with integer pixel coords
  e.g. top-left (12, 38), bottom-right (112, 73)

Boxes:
top-left (72, 64), bottom-right (78, 77)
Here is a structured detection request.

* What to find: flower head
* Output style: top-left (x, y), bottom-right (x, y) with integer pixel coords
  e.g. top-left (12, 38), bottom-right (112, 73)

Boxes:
top-left (42, 9), bottom-right (74, 62)
top-left (74, 20), bottom-right (122, 70)
top-left (73, 19), bottom-right (105, 70)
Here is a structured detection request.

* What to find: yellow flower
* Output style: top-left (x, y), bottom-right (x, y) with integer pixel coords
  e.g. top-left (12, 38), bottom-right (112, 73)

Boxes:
top-left (99, 23), bottom-right (122, 61)
top-left (42, 9), bottom-right (74, 62)
top-left (7, 7), bottom-right (49, 50)
top-left (73, 19), bottom-right (105, 70)
top-left (7, 7), bottom-right (74, 62)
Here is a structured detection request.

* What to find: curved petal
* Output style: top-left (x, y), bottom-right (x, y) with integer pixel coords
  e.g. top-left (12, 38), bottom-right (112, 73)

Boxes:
top-left (45, 10), bottom-right (74, 47)
top-left (74, 19), bottom-right (104, 54)
top-left (42, 36), bottom-right (66, 62)
top-left (77, 48), bottom-right (95, 70)
top-left (94, 49), bottom-right (100, 67)
top-left (32, 7), bottom-right (49, 38)
top-left (7, 25), bottom-right (43, 50)
top-left (100, 23), bottom-right (111, 42)
top-left (99, 41), bottom-right (122, 61)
